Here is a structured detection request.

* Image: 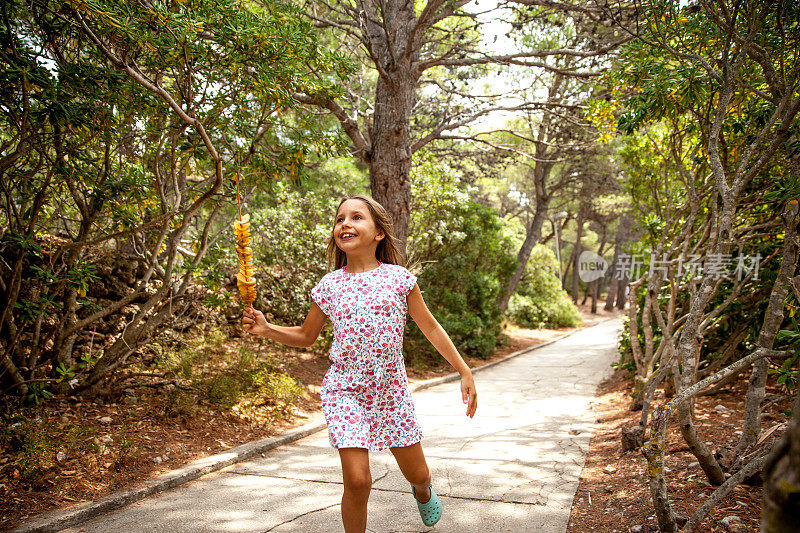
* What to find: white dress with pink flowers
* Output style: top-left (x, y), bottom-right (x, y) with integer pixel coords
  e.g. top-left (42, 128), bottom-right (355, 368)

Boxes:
top-left (311, 261), bottom-right (422, 451)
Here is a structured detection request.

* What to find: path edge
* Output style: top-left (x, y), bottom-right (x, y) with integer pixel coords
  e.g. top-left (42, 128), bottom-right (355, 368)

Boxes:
top-left (13, 316), bottom-right (619, 533)
top-left (10, 418), bottom-right (327, 533)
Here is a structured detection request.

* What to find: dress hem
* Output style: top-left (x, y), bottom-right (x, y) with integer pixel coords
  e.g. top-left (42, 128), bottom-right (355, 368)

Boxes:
top-left (329, 435), bottom-right (423, 453)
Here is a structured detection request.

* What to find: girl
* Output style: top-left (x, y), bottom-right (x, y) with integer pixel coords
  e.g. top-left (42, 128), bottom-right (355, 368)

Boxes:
top-left (242, 194), bottom-right (477, 533)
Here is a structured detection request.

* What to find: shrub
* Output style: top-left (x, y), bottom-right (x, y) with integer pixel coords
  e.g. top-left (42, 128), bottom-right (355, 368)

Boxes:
top-left (262, 373), bottom-right (305, 409)
top-left (504, 244), bottom-right (582, 329)
top-left (3, 417), bottom-right (58, 480)
top-left (195, 347), bottom-right (304, 416)
top-left (405, 158), bottom-right (518, 361)
top-left (220, 181), bottom-right (340, 351)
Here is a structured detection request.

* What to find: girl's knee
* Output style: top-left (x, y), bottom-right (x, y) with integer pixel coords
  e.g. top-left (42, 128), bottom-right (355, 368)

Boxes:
top-left (408, 464), bottom-right (431, 487)
top-left (339, 447), bottom-right (371, 495)
top-left (343, 473), bottom-right (372, 495)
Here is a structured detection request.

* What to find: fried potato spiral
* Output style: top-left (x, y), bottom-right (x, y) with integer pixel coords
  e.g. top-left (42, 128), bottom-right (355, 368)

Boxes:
top-left (233, 213), bottom-right (257, 306)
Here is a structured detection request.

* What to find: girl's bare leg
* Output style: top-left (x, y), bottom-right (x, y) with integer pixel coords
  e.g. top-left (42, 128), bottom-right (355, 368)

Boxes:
top-left (338, 447), bottom-right (371, 533)
top-left (389, 441), bottom-right (432, 502)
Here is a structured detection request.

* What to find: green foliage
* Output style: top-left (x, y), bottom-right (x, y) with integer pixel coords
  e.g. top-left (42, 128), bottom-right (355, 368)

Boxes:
top-left (405, 157), bottom-right (517, 361)
top-left (22, 384), bottom-right (54, 407)
top-left (585, 99), bottom-right (618, 143)
top-left (767, 353), bottom-right (799, 393)
top-left (504, 245), bottom-right (582, 329)
top-left (234, 180), bottom-right (339, 350)
top-left (146, 330), bottom-right (305, 416)
top-left (2, 231), bottom-right (43, 257)
top-left (2, 417), bottom-right (59, 480)
top-left (261, 373), bottom-right (305, 409)
top-left (612, 352), bottom-right (637, 375)
top-left (171, 337), bottom-right (304, 414)
top-left (161, 387), bottom-right (197, 420)
top-left (0, 411), bottom-right (140, 481)
top-left (771, 315), bottom-right (800, 392)
top-left (67, 260), bottom-right (100, 297)
top-left (611, 315), bottom-right (637, 375)
top-left (1, 414), bottom-right (99, 480)
top-left (110, 429), bottom-right (138, 471)
top-left (150, 336), bottom-right (206, 381)
top-left (13, 295), bottom-right (62, 324)
top-left (614, 300), bottom-right (643, 378)
top-left (199, 354), bottom-right (303, 413)
top-left (0, 0), bottom-right (351, 399)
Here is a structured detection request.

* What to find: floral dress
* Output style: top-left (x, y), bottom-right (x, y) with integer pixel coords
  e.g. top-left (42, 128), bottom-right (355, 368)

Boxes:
top-left (311, 261), bottom-right (423, 451)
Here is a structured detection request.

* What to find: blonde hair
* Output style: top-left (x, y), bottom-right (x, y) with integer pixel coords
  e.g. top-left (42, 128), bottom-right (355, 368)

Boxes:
top-left (325, 194), bottom-right (406, 270)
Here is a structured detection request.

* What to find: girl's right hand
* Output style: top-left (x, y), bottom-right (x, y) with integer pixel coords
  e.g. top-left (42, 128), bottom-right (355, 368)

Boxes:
top-left (242, 306), bottom-right (268, 337)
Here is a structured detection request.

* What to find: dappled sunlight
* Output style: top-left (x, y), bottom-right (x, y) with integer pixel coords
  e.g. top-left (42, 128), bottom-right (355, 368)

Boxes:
top-left (62, 320), bottom-right (622, 532)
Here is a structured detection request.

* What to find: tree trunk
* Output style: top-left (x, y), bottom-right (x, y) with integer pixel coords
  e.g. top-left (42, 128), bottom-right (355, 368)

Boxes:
top-left (733, 220), bottom-right (798, 461)
top-left (734, 150), bottom-right (800, 461)
top-left (591, 223), bottom-right (609, 314)
top-left (363, 0), bottom-right (420, 259)
top-left (643, 405), bottom-right (679, 533)
top-left (497, 74), bottom-right (564, 314)
top-left (615, 274), bottom-right (629, 310)
top-left (497, 205), bottom-right (550, 313)
top-left (571, 202), bottom-right (586, 304)
top-left (674, 209), bottom-right (734, 486)
top-left (606, 213), bottom-right (633, 311)
top-left (761, 388), bottom-right (800, 532)
top-left (370, 73), bottom-right (418, 259)
top-left (604, 268), bottom-right (619, 311)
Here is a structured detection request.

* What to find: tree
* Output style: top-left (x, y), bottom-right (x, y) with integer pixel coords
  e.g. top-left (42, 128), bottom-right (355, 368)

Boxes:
top-left (0, 0), bottom-right (345, 399)
top-left (762, 312), bottom-right (800, 532)
top-left (294, 0), bottom-right (627, 256)
top-left (606, 0), bottom-right (800, 530)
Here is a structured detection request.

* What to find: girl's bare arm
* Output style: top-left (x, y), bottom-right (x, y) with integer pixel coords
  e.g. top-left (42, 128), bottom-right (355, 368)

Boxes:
top-left (242, 303), bottom-right (327, 348)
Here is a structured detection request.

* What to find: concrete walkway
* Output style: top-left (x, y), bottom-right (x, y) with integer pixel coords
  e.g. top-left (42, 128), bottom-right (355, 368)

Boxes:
top-left (62, 318), bottom-right (622, 533)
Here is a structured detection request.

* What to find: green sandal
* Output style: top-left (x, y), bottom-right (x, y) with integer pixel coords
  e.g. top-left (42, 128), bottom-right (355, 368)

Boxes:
top-left (412, 484), bottom-right (442, 527)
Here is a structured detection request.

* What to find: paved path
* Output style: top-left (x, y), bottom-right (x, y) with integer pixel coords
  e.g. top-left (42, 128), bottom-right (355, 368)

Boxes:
top-left (63, 318), bottom-right (622, 533)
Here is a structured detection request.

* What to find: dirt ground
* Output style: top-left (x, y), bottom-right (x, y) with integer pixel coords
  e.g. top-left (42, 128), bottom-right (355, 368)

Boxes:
top-left (1, 303), bottom-right (615, 531)
top-left (566, 367), bottom-right (793, 533)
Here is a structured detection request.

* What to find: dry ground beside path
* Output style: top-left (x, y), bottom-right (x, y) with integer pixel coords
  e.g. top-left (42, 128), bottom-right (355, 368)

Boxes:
top-left (566, 365), bottom-right (793, 533)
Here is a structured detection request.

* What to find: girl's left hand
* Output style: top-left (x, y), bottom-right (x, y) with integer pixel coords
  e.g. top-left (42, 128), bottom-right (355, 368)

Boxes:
top-left (460, 372), bottom-right (477, 418)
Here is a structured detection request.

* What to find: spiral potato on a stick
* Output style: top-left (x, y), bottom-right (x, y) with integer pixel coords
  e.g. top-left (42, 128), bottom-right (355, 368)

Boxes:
top-left (233, 213), bottom-right (257, 306)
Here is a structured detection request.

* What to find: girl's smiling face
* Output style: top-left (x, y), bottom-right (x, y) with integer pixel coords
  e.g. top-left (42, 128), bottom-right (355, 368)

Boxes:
top-left (334, 199), bottom-right (384, 251)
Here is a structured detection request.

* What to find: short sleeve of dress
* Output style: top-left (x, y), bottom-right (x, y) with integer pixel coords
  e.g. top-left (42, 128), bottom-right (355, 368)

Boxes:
top-left (397, 266), bottom-right (417, 297)
top-left (311, 275), bottom-right (331, 316)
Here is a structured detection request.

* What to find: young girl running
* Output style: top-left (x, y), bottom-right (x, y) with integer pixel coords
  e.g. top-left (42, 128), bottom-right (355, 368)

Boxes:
top-left (242, 194), bottom-right (477, 532)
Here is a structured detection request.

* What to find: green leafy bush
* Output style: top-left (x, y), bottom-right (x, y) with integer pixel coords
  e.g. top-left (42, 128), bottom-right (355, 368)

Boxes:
top-left (405, 158), bottom-right (517, 361)
top-left (262, 373), bottom-right (305, 409)
top-left (2, 417), bottom-right (58, 480)
top-left (771, 319), bottom-right (800, 392)
top-left (251, 182), bottom-right (334, 309)
top-left (504, 244), bottom-right (582, 329)
top-left (241, 181), bottom-right (339, 350)
top-left (195, 346), bottom-right (304, 415)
